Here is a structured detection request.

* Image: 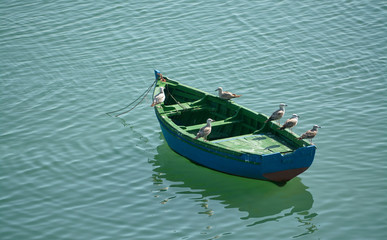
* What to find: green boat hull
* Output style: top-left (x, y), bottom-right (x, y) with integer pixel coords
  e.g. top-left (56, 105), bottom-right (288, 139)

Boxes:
top-left (153, 71), bottom-right (316, 183)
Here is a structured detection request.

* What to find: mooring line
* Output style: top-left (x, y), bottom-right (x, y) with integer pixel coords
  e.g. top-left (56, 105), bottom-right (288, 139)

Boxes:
top-left (165, 84), bottom-right (186, 110)
top-left (106, 79), bottom-right (156, 117)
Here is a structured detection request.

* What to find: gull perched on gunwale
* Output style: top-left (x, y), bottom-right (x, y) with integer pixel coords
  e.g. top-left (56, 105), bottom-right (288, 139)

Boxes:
top-left (195, 118), bottom-right (214, 141)
top-left (279, 114), bottom-right (299, 132)
top-left (151, 87), bottom-right (165, 107)
top-left (298, 125), bottom-right (321, 143)
top-left (265, 103), bottom-right (287, 124)
top-left (215, 87), bottom-right (241, 100)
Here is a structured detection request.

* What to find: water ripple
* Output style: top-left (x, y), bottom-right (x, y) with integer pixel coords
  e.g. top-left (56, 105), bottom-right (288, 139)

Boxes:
top-left (1, 1), bottom-right (387, 239)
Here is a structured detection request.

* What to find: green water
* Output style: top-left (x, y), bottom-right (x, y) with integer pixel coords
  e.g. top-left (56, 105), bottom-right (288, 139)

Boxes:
top-left (1, 1), bottom-right (386, 239)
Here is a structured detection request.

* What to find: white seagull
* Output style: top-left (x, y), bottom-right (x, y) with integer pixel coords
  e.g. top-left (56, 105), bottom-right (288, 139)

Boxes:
top-left (215, 87), bottom-right (241, 100)
top-left (265, 103), bottom-right (287, 124)
top-left (195, 118), bottom-right (214, 141)
top-left (298, 125), bottom-right (321, 144)
top-left (151, 87), bottom-right (165, 107)
top-left (279, 114), bottom-right (299, 132)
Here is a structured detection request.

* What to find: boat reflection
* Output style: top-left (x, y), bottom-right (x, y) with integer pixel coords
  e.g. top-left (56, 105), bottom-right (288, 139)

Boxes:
top-left (151, 136), bottom-right (316, 226)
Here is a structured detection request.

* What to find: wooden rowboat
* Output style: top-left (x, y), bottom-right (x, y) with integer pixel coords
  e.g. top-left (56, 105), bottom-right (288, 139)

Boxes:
top-left (152, 70), bottom-right (316, 183)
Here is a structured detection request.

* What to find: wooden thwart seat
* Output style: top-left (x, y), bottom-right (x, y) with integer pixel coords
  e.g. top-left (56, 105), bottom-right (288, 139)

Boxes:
top-left (163, 96), bottom-right (210, 114)
top-left (182, 119), bottom-right (242, 132)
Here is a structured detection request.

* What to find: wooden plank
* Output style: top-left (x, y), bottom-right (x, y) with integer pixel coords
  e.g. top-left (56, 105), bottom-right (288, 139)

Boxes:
top-left (183, 120), bottom-right (242, 132)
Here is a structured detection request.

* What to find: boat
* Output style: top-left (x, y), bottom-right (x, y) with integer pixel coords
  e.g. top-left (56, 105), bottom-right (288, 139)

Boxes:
top-left (152, 70), bottom-right (316, 183)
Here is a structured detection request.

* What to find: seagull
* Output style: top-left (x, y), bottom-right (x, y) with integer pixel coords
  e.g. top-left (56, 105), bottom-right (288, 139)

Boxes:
top-left (265, 103), bottom-right (287, 124)
top-left (298, 125), bottom-right (321, 144)
top-left (279, 114), bottom-right (299, 132)
top-left (195, 118), bottom-right (214, 141)
top-left (151, 87), bottom-right (165, 107)
top-left (215, 87), bottom-right (241, 100)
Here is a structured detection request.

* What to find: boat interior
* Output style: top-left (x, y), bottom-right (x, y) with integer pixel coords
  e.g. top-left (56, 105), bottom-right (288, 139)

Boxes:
top-left (157, 82), bottom-right (305, 153)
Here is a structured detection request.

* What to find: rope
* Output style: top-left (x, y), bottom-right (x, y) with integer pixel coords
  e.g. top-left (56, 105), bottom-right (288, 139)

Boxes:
top-left (165, 84), bottom-right (186, 110)
top-left (106, 79), bottom-right (156, 117)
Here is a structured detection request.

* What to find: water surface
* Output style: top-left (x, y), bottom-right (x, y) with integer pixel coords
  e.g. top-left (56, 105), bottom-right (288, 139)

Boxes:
top-left (1, 1), bottom-right (386, 239)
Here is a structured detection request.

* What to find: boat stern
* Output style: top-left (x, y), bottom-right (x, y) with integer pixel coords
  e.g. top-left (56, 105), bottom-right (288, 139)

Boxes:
top-left (261, 145), bottom-right (316, 182)
top-left (263, 167), bottom-right (309, 182)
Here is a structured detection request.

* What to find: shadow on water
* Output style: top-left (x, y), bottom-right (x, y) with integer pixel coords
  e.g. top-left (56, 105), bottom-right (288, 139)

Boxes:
top-left (150, 135), bottom-right (318, 234)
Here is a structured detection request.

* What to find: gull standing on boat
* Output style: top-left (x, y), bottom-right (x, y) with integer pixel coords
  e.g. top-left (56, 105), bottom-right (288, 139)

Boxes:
top-left (279, 114), bottom-right (299, 132)
top-left (151, 87), bottom-right (165, 107)
top-left (215, 87), bottom-right (241, 100)
top-left (298, 125), bottom-right (321, 143)
top-left (195, 118), bottom-right (214, 141)
top-left (265, 103), bottom-right (287, 124)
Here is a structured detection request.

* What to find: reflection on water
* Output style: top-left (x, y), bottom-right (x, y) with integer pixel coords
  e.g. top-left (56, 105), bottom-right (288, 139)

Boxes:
top-left (150, 135), bottom-right (318, 235)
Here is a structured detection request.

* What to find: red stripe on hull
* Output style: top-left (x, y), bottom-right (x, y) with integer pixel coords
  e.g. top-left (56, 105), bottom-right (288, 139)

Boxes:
top-left (263, 167), bottom-right (309, 182)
